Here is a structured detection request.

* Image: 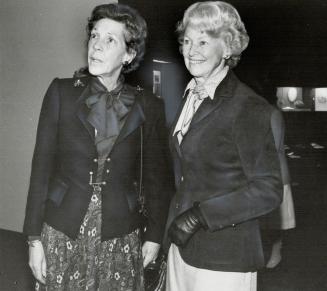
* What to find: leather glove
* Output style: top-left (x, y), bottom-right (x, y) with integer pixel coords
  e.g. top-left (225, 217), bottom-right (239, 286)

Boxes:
top-left (168, 203), bottom-right (207, 247)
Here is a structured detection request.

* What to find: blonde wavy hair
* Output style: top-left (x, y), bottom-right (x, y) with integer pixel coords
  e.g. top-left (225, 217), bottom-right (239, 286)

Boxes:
top-left (176, 1), bottom-right (249, 68)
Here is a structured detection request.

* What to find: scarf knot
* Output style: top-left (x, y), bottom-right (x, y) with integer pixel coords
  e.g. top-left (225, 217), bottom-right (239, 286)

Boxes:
top-left (85, 76), bottom-right (134, 139)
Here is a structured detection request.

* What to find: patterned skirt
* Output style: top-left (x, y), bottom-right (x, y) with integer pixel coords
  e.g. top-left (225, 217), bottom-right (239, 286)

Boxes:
top-left (36, 186), bottom-right (144, 291)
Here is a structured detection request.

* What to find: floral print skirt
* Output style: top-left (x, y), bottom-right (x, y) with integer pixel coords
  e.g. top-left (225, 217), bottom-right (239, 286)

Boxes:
top-left (36, 186), bottom-right (144, 291)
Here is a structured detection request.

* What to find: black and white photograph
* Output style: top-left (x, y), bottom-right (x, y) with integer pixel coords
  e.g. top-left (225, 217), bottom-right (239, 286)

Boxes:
top-left (1, 1), bottom-right (326, 290)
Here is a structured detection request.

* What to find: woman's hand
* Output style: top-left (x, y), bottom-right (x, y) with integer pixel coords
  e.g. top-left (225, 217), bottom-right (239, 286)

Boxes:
top-left (142, 241), bottom-right (160, 268)
top-left (28, 240), bottom-right (46, 284)
top-left (168, 204), bottom-right (207, 247)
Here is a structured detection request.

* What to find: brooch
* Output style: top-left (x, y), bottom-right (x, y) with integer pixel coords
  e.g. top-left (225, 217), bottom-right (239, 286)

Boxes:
top-left (74, 79), bottom-right (85, 87)
top-left (136, 85), bottom-right (144, 92)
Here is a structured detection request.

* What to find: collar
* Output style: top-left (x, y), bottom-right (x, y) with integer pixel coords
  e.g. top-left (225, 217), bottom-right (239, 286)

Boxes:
top-left (184, 66), bottom-right (229, 100)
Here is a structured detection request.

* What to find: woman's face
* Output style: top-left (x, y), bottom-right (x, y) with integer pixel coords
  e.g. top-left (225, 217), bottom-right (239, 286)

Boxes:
top-left (88, 18), bottom-right (133, 80)
top-left (182, 26), bottom-right (228, 81)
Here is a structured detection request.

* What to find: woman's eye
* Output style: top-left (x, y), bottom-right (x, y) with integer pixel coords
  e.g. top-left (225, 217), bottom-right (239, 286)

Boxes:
top-left (90, 33), bottom-right (97, 39)
top-left (106, 37), bottom-right (114, 44)
top-left (199, 41), bottom-right (207, 46)
top-left (183, 39), bottom-right (190, 45)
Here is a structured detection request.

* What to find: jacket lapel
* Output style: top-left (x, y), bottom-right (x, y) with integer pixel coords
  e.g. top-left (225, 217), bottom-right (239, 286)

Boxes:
top-left (189, 95), bottom-right (223, 127)
top-left (75, 78), bottom-right (95, 139)
top-left (114, 98), bottom-right (145, 145)
top-left (187, 71), bottom-right (236, 131)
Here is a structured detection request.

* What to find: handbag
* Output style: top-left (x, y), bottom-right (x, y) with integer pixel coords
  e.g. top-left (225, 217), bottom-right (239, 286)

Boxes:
top-left (138, 126), bottom-right (167, 291)
top-left (144, 251), bottom-right (167, 291)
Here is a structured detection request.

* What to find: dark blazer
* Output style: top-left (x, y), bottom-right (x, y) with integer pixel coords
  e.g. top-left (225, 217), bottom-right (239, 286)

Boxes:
top-left (23, 76), bottom-right (171, 243)
top-left (165, 71), bottom-right (283, 272)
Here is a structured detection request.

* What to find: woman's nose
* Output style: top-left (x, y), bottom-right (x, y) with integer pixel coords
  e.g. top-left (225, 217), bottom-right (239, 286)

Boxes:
top-left (188, 44), bottom-right (198, 56)
top-left (92, 39), bottom-right (103, 51)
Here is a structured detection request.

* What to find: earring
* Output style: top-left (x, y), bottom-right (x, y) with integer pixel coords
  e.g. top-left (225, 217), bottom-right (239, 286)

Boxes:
top-left (223, 55), bottom-right (231, 60)
top-left (123, 61), bottom-right (129, 67)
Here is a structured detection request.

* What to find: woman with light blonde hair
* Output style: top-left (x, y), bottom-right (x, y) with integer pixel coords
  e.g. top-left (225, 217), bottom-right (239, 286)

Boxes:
top-left (164, 2), bottom-right (282, 290)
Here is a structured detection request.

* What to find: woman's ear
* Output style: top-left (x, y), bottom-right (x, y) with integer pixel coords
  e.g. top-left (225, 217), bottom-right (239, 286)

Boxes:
top-left (124, 49), bottom-right (137, 65)
top-left (223, 53), bottom-right (231, 60)
top-left (222, 33), bottom-right (232, 58)
top-left (222, 44), bottom-right (232, 60)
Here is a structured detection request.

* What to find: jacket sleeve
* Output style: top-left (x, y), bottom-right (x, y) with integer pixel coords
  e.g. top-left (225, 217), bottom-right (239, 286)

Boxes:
top-left (199, 103), bottom-right (283, 231)
top-left (270, 109), bottom-right (291, 185)
top-left (142, 95), bottom-right (173, 243)
top-left (23, 78), bottom-right (60, 236)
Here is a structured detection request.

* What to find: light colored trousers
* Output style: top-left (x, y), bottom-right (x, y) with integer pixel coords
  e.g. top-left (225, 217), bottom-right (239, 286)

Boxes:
top-left (166, 244), bottom-right (257, 291)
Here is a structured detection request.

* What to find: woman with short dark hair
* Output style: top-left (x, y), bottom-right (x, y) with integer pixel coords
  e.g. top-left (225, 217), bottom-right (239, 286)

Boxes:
top-left (24, 3), bottom-right (170, 290)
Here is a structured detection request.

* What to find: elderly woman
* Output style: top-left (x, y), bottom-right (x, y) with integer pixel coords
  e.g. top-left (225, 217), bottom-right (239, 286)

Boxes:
top-left (23, 3), bottom-right (170, 290)
top-left (165, 2), bottom-right (283, 291)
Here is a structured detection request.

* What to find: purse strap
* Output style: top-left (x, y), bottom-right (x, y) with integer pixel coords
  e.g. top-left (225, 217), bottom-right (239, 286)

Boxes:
top-left (138, 125), bottom-right (146, 214)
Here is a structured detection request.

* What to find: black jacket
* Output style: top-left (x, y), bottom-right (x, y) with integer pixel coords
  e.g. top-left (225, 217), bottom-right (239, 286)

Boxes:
top-left (165, 71), bottom-right (283, 272)
top-left (23, 76), bottom-right (172, 242)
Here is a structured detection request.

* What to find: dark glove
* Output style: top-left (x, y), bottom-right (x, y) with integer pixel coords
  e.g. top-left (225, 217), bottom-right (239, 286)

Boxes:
top-left (168, 203), bottom-right (207, 247)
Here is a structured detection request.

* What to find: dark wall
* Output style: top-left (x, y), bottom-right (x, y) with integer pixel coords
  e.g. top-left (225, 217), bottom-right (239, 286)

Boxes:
top-left (122, 0), bottom-right (327, 103)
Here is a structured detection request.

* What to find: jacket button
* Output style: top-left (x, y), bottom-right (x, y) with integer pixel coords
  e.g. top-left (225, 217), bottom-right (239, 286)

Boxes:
top-left (93, 158), bottom-right (98, 162)
top-left (175, 203), bottom-right (179, 209)
top-left (107, 158), bottom-right (111, 162)
top-left (106, 169), bottom-right (110, 174)
top-left (181, 176), bottom-right (184, 182)
top-left (102, 181), bottom-right (107, 185)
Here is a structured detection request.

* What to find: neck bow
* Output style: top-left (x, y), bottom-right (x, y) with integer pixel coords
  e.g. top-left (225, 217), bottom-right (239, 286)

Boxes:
top-left (85, 76), bottom-right (134, 139)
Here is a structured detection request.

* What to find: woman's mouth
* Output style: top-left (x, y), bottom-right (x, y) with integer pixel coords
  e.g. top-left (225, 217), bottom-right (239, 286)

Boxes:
top-left (188, 59), bottom-right (205, 64)
top-left (90, 57), bottom-right (102, 63)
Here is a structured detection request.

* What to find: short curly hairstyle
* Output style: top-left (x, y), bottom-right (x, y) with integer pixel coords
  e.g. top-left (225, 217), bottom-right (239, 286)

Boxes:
top-left (176, 1), bottom-right (249, 68)
top-left (87, 3), bottom-right (147, 73)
